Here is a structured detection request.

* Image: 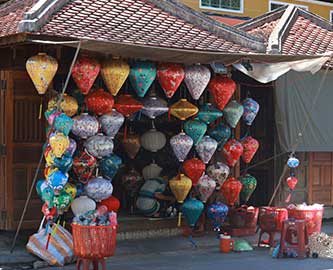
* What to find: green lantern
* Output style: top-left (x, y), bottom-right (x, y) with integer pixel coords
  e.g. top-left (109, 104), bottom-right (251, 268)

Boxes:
top-left (239, 174), bottom-right (257, 202)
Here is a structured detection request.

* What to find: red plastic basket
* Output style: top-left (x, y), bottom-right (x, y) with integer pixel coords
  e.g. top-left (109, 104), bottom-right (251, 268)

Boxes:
top-left (259, 207), bottom-right (288, 232)
top-left (228, 206), bottom-right (259, 228)
top-left (72, 224), bottom-right (117, 259)
top-left (287, 208), bottom-right (323, 235)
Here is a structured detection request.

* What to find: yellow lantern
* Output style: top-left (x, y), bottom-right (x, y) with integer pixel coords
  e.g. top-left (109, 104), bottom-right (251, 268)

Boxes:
top-left (101, 58), bottom-right (130, 96)
top-left (48, 94), bottom-right (78, 117)
top-left (64, 183), bottom-right (77, 200)
top-left (49, 133), bottom-right (70, 158)
top-left (169, 99), bottom-right (198, 121)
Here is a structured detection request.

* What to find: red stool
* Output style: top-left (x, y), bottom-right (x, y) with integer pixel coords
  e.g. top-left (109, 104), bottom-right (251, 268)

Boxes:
top-left (77, 258), bottom-right (106, 270)
top-left (278, 219), bottom-right (310, 259)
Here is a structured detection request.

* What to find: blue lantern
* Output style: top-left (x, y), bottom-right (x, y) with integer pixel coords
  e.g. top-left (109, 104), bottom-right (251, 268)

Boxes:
top-left (182, 198), bottom-right (204, 227)
top-left (242, 98), bottom-right (259, 126)
top-left (184, 119), bottom-right (207, 146)
top-left (54, 113), bottom-right (73, 136)
top-left (207, 202), bottom-right (228, 231)
top-left (99, 154), bottom-right (122, 181)
top-left (197, 103), bottom-right (223, 124)
top-left (208, 122), bottom-right (231, 150)
top-left (47, 170), bottom-right (69, 191)
top-left (53, 155), bottom-right (73, 173)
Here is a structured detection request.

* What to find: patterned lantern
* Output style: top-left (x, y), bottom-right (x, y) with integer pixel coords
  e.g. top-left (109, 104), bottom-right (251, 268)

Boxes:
top-left (182, 198), bottom-right (204, 227)
top-left (122, 133), bottom-right (141, 159)
top-left (197, 175), bottom-right (216, 203)
top-left (64, 183), bottom-right (77, 199)
top-left (122, 168), bottom-right (143, 196)
top-left (84, 134), bottom-right (114, 158)
top-left (72, 57), bottom-right (100, 95)
top-left (157, 63), bottom-right (185, 98)
top-left (142, 96), bottom-right (168, 119)
top-left (85, 88), bottom-right (114, 115)
top-left (64, 138), bottom-right (77, 157)
top-left (26, 53), bottom-right (58, 95)
top-left (287, 157), bottom-right (300, 168)
top-left (129, 61), bottom-right (156, 97)
top-left (208, 75), bottom-right (236, 111)
top-left (239, 174), bottom-right (257, 202)
top-left (142, 162), bottom-right (163, 180)
top-left (53, 189), bottom-right (73, 211)
top-left (47, 170), bottom-right (69, 191)
top-left (208, 122), bottom-right (231, 150)
top-left (53, 113), bottom-right (73, 136)
top-left (45, 108), bottom-right (61, 126)
top-left (99, 196), bottom-right (120, 212)
top-left (114, 94), bottom-right (143, 117)
top-left (170, 132), bottom-right (193, 162)
top-left (169, 99), bottom-right (198, 121)
top-left (221, 177), bottom-right (243, 206)
top-left (48, 94), bottom-right (78, 117)
top-left (207, 162), bottom-right (230, 190)
top-left (37, 180), bottom-right (55, 208)
top-left (184, 64), bottom-right (211, 100)
top-left (241, 136), bottom-right (259, 164)
top-left (242, 98), bottom-right (259, 126)
top-left (197, 103), bottom-right (223, 124)
top-left (207, 202), bottom-right (229, 231)
top-left (44, 146), bottom-right (56, 166)
top-left (222, 139), bottom-right (243, 167)
top-left (53, 155), bottom-right (73, 173)
top-left (71, 195), bottom-right (96, 216)
top-left (73, 151), bottom-right (97, 184)
top-left (49, 132), bottom-right (70, 158)
top-left (99, 154), bottom-right (122, 181)
top-left (99, 109), bottom-right (125, 138)
top-left (195, 136), bottom-right (218, 164)
top-left (72, 113), bottom-right (99, 139)
top-left (101, 58), bottom-right (130, 96)
top-left (169, 174), bottom-right (192, 203)
top-left (286, 175), bottom-right (298, 203)
top-left (183, 158), bottom-right (205, 186)
top-left (184, 120), bottom-right (207, 146)
top-left (141, 127), bottom-right (166, 153)
top-left (224, 100), bottom-right (244, 128)
top-left (85, 177), bottom-right (113, 202)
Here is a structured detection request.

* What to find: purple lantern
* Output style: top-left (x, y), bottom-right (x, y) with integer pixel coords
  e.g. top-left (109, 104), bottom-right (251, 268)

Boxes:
top-left (84, 134), bottom-right (114, 158)
top-left (242, 98), bottom-right (259, 126)
top-left (141, 96), bottom-right (168, 119)
top-left (64, 138), bottom-right (77, 157)
top-left (85, 177), bottom-right (113, 202)
top-left (184, 65), bottom-right (211, 100)
top-left (72, 113), bottom-right (99, 139)
top-left (170, 132), bottom-right (193, 162)
top-left (99, 109), bottom-right (125, 138)
top-left (195, 136), bottom-right (217, 164)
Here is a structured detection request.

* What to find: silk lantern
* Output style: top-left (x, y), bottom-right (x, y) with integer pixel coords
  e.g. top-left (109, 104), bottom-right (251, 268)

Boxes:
top-left (207, 162), bottom-right (230, 190)
top-left (122, 133), bottom-right (141, 159)
top-left (48, 94), bottom-right (78, 117)
top-left (101, 58), bottom-right (130, 96)
top-left (224, 100), bottom-right (244, 128)
top-left (64, 183), bottom-right (77, 200)
top-left (170, 132), bottom-right (193, 162)
top-left (208, 122), bottom-right (231, 150)
top-left (45, 108), bottom-right (61, 126)
top-left (85, 177), bottom-right (113, 202)
top-left (129, 61), bottom-right (156, 97)
top-left (47, 170), bottom-right (69, 191)
top-left (64, 138), bottom-right (77, 157)
top-left (53, 113), bottom-right (73, 136)
top-left (99, 109), bottom-right (125, 138)
top-left (241, 136), bottom-right (259, 164)
top-left (71, 195), bottom-right (96, 216)
top-left (287, 157), bottom-right (300, 168)
top-left (142, 161), bottom-right (163, 180)
top-left (73, 151), bottom-right (97, 183)
top-left (169, 99), bottom-right (198, 121)
top-left (195, 136), bottom-right (217, 164)
top-left (207, 202), bottom-right (229, 231)
top-left (142, 96), bottom-right (168, 119)
top-left (37, 180), bottom-right (55, 208)
top-left (99, 154), bottom-right (122, 181)
top-left (184, 119), bottom-right (207, 146)
top-left (84, 134), bottom-right (114, 158)
top-left (183, 158), bottom-right (205, 186)
top-left (53, 155), bottom-right (73, 173)
top-left (114, 94), bottom-right (143, 117)
top-left (242, 98), bottom-right (259, 126)
top-left (85, 88), bottom-right (114, 115)
top-left (157, 63), bottom-right (184, 98)
top-left (72, 113), bottom-right (99, 139)
top-left (53, 189), bottom-right (73, 211)
top-left (26, 53), bottom-right (58, 95)
top-left (182, 198), bottom-right (204, 227)
top-left (221, 177), bottom-right (243, 206)
top-left (286, 175), bottom-right (298, 203)
top-left (184, 64), bottom-right (211, 100)
top-left (99, 196), bottom-right (120, 212)
top-left (223, 139), bottom-right (243, 167)
top-left (208, 75), bottom-right (236, 111)
top-left (197, 175), bottom-right (216, 203)
top-left (197, 103), bottom-right (223, 124)
top-left (239, 174), bottom-right (257, 202)
top-left (42, 203), bottom-right (56, 219)
top-left (72, 57), bottom-right (100, 95)
top-left (44, 146), bottom-right (56, 166)
top-left (49, 132), bottom-right (70, 158)
top-left (141, 125), bottom-right (166, 153)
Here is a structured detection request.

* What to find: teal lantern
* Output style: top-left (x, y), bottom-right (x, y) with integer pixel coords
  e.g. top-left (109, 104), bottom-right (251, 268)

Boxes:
top-left (184, 119), bottom-right (207, 146)
top-left (37, 180), bottom-right (55, 208)
top-left (224, 100), bottom-right (244, 128)
top-left (54, 113), bottom-right (73, 136)
top-left (53, 189), bottom-right (73, 211)
top-left (99, 154), bottom-right (123, 181)
top-left (208, 122), bottom-right (231, 150)
top-left (239, 174), bottom-right (257, 202)
top-left (53, 155), bottom-right (73, 173)
top-left (197, 103), bottom-right (223, 124)
top-left (182, 198), bottom-right (204, 227)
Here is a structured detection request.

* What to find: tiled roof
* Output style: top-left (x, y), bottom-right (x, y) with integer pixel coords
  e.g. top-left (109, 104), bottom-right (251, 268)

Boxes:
top-left (209, 15), bottom-right (247, 26)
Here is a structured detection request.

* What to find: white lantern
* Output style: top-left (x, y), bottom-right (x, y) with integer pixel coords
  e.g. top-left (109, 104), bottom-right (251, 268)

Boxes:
top-left (140, 122), bottom-right (166, 152)
top-left (71, 195), bottom-right (96, 216)
top-left (142, 161), bottom-right (163, 180)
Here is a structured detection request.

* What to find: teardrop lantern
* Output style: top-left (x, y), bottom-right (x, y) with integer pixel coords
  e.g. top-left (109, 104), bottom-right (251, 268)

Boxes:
top-left (207, 162), bottom-right (230, 190)
top-left (53, 113), bottom-right (73, 136)
top-left (71, 195), bottom-right (96, 216)
top-left (169, 174), bottom-right (192, 204)
top-left (208, 75), bottom-right (236, 111)
top-left (142, 161), bottom-right (163, 180)
top-left (26, 53), bottom-right (58, 95)
top-left (195, 136), bottom-right (218, 164)
top-left (122, 133), bottom-right (141, 159)
top-left (197, 103), bottom-right (223, 124)
top-left (170, 132), bottom-right (193, 162)
top-left (73, 151), bottom-right (97, 184)
top-left (129, 61), bottom-right (156, 98)
top-left (242, 98), bottom-right (259, 126)
top-left (99, 154), bottom-right (122, 181)
top-left (184, 64), bottom-right (211, 100)
top-left (47, 170), bottom-right (69, 191)
top-left (101, 58), bottom-right (130, 96)
top-left (114, 94), bottom-right (143, 117)
top-left (99, 196), bottom-right (120, 212)
top-left (48, 94), bottom-right (78, 117)
top-left (222, 139), bottom-right (243, 167)
top-left (184, 120), bottom-right (207, 146)
top-left (53, 155), bottom-right (73, 173)
top-left (49, 132), bottom-right (70, 158)
top-left (142, 96), bottom-right (168, 119)
top-left (71, 57), bottom-right (100, 95)
top-left (221, 177), bottom-right (243, 206)
top-left (207, 202), bottom-right (229, 231)
top-left (157, 63), bottom-right (185, 98)
top-left (183, 158), bottom-right (205, 186)
top-left (169, 99), bottom-right (198, 121)
top-left (239, 174), bottom-right (257, 202)
top-left (85, 177), bottom-right (113, 202)
top-left (84, 134), bottom-right (114, 158)
top-left (197, 175), bottom-right (216, 203)
top-left (141, 124), bottom-right (166, 152)
top-left (72, 113), bottom-right (99, 139)
top-left (182, 198), bottom-right (204, 227)
top-left (241, 136), bottom-right (259, 164)
top-left (286, 175), bottom-right (298, 203)
top-left (208, 122), bottom-right (231, 151)
top-left (224, 100), bottom-right (244, 128)
top-left (85, 88), bottom-right (114, 115)
top-left (99, 109), bottom-right (125, 138)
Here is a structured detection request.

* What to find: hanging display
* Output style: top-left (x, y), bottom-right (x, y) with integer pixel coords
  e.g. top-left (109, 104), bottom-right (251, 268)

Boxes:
top-left (99, 196), bottom-right (120, 212)
top-left (183, 158), bottom-right (205, 187)
top-left (49, 132), bottom-right (70, 158)
top-left (48, 94), bottom-right (78, 117)
top-left (84, 134), bottom-right (114, 158)
top-left (184, 119), bottom-right (207, 146)
top-left (208, 75), bottom-right (236, 111)
top-left (72, 113), bottom-right (99, 139)
top-left (169, 174), bottom-right (192, 203)
top-left (207, 202), bottom-right (229, 231)
top-left (99, 109), bottom-right (125, 138)
top-left (71, 195), bottom-right (96, 216)
top-left (85, 88), bottom-right (114, 115)
top-left (85, 177), bottom-right (113, 202)
top-left (114, 94), bottom-right (143, 117)
top-left (239, 174), bottom-right (257, 202)
top-left (129, 61), bottom-right (156, 97)
top-left (184, 64), bottom-right (211, 100)
top-left (53, 113), bottom-right (73, 136)
top-left (221, 177), bottom-right (243, 206)
top-left (169, 99), bottom-right (198, 121)
top-left (141, 126), bottom-right (166, 153)
top-left (195, 136), bottom-right (218, 164)
top-left (99, 154), bottom-right (122, 181)
top-left (223, 100), bottom-right (244, 128)
top-left (142, 162), bottom-right (163, 180)
top-left (241, 136), bottom-right (259, 164)
top-left (72, 151), bottom-right (97, 183)
top-left (122, 133), bottom-right (141, 159)
top-left (206, 162), bottom-right (230, 190)
top-left (197, 103), bottom-right (223, 125)
top-left (101, 58), bottom-right (130, 96)
top-left (222, 139), bottom-right (243, 167)
top-left (141, 96), bottom-right (168, 119)
top-left (197, 175), bottom-right (216, 203)
top-left (157, 63), bottom-right (185, 98)
top-left (208, 123), bottom-right (231, 150)
top-left (242, 98), bottom-right (259, 126)
top-left (170, 132), bottom-right (193, 162)
top-left (182, 198), bottom-right (204, 227)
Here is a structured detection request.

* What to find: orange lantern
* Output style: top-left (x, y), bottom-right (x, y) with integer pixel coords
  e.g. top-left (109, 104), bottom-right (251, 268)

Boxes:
top-left (169, 99), bottom-right (198, 121)
top-left (221, 177), bottom-right (243, 206)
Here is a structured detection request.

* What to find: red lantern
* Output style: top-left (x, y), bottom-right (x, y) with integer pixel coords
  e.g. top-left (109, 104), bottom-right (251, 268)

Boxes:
top-left (42, 203), bottom-right (57, 220)
top-left (183, 158), bottom-right (206, 186)
top-left (221, 177), bottom-right (243, 206)
top-left (114, 94), bottom-right (143, 117)
top-left (73, 151), bottom-right (97, 184)
top-left (222, 139), bottom-right (243, 167)
top-left (72, 57), bottom-right (101, 95)
top-left (99, 196), bottom-right (120, 212)
top-left (85, 88), bottom-right (114, 115)
top-left (157, 63), bottom-right (185, 98)
top-left (208, 75), bottom-right (236, 111)
top-left (285, 176), bottom-right (298, 203)
top-left (241, 136), bottom-right (259, 164)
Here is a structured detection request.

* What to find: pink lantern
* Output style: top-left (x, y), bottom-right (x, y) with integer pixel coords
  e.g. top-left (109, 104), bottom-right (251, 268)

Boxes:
top-left (184, 65), bottom-right (211, 100)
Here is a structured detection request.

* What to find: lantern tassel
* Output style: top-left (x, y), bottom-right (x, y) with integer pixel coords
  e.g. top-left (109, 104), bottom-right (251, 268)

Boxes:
top-left (177, 211), bottom-right (182, 227)
top-left (189, 228), bottom-right (198, 248)
top-left (38, 97), bottom-right (43, 120)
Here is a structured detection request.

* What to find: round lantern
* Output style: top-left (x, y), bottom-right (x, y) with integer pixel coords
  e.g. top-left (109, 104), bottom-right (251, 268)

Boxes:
top-left (207, 162), bottom-right (230, 190)
top-left (197, 103), bottom-right (223, 124)
top-left (72, 113), bottom-right (99, 139)
top-left (169, 174), bottom-right (192, 203)
top-left (242, 98), bottom-right (259, 126)
top-left (122, 133), bottom-right (141, 159)
top-left (53, 113), bottom-right (73, 136)
top-left (208, 75), bottom-right (236, 111)
top-left (85, 88), bottom-right (114, 115)
top-left (99, 196), bottom-right (120, 212)
top-left (99, 154), bottom-right (122, 181)
top-left (47, 170), bottom-right (69, 191)
top-left (142, 161), bottom-right (163, 180)
top-left (222, 139), bottom-right (243, 167)
top-left (114, 94), bottom-right (143, 117)
top-left (169, 99), bottom-right (198, 121)
top-left (207, 202), bottom-right (229, 231)
top-left (26, 53), bottom-right (58, 95)
top-left (64, 138), bottom-right (77, 157)
top-left (197, 175), bottom-right (216, 203)
top-left (122, 168), bottom-right (144, 196)
top-left (101, 58), bottom-right (130, 96)
top-left (208, 122), bottom-right (231, 151)
top-left (182, 198), bottom-right (204, 227)
top-left (239, 174), bottom-right (257, 202)
top-left (85, 177), bottom-right (113, 202)
top-left (241, 136), bottom-right (259, 164)
top-left (184, 64), bottom-right (211, 100)
top-left (287, 157), bottom-right (300, 168)
top-left (53, 189), bottom-right (73, 211)
top-left (184, 119), bottom-right (207, 146)
top-left (71, 57), bottom-right (101, 95)
top-left (48, 94), bottom-right (78, 117)
top-left (221, 177), bottom-right (243, 206)
top-left (73, 151), bottom-right (97, 183)
top-left (142, 96), bottom-right (168, 119)
top-left (170, 132), bottom-right (193, 162)
top-left (195, 136), bottom-right (218, 164)
top-left (84, 134), bottom-right (114, 158)
top-left (157, 63), bottom-right (184, 98)
top-left (183, 158), bottom-right (205, 186)
top-left (129, 61), bottom-right (156, 98)
top-left (49, 132), bottom-right (70, 158)
top-left (53, 155), bottom-right (73, 173)
top-left (71, 195), bottom-right (96, 216)
top-left (99, 109), bottom-right (125, 138)
top-left (141, 126), bottom-right (166, 153)
top-left (224, 100), bottom-right (244, 128)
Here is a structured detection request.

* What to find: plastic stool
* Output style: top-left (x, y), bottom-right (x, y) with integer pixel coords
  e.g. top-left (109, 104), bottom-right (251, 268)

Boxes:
top-left (77, 258), bottom-right (106, 270)
top-left (278, 219), bottom-right (310, 259)
top-left (258, 230), bottom-right (276, 247)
